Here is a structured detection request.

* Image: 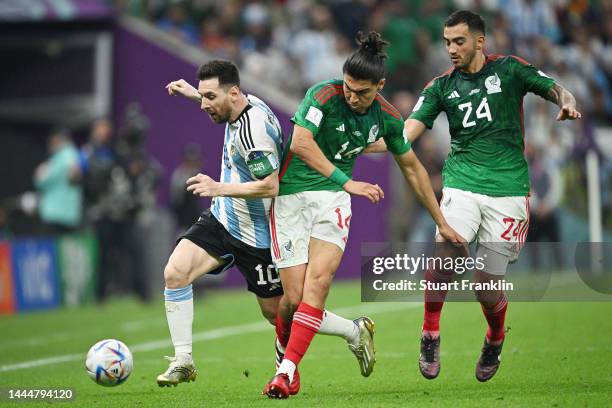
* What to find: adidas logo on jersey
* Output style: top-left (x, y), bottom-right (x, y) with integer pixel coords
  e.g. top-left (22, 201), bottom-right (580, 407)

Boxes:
top-left (336, 124), bottom-right (345, 132)
top-left (447, 91), bottom-right (460, 99)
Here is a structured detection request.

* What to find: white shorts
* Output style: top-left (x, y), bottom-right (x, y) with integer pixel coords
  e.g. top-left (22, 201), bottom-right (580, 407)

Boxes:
top-left (437, 187), bottom-right (530, 272)
top-left (270, 191), bottom-right (351, 268)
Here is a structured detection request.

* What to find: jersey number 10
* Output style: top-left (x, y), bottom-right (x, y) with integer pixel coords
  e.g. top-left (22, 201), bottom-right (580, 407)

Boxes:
top-left (255, 264), bottom-right (280, 286)
top-left (458, 97), bottom-right (492, 128)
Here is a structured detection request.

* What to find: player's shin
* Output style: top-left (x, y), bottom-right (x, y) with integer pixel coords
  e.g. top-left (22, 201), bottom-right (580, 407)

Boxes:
top-left (318, 310), bottom-right (360, 345)
top-left (423, 267), bottom-right (453, 337)
top-left (480, 291), bottom-right (508, 344)
top-left (276, 302), bottom-right (323, 382)
top-left (164, 285), bottom-right (194, 357)
top-left (275, 303), bottom-right (292, 348)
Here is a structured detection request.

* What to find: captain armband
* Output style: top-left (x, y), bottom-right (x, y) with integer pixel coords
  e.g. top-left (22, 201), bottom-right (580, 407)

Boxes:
top-left (246, 150), bottom-right (279, 180)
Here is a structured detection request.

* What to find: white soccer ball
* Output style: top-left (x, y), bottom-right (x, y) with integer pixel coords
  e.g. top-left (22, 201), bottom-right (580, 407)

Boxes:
top-left (85, 339), bottom-right (133, 386)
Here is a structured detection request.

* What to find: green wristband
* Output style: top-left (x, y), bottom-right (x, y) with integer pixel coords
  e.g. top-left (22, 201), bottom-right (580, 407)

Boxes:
top-left (329, 167), bottom-right (350, 187)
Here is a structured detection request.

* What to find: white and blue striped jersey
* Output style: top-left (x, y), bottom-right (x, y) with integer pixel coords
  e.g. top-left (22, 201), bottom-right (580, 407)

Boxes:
top-left (211, 94), bottom-right (283, 249)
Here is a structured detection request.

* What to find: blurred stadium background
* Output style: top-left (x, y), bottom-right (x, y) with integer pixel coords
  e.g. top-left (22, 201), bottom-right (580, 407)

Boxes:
top-left (1, 1), bottom-right (612, 406)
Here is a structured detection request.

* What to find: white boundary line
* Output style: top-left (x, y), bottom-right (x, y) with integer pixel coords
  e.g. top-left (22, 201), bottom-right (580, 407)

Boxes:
top-left (0, 302), bottom-right (420, 372)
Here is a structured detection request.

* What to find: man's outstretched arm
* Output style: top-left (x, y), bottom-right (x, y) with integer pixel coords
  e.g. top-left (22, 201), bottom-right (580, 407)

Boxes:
top-left (166, 79), bottom-right (202, 103)
top-left (546, 83), bottom-right (582, 121)
top-left (186, 171), bottom-right (279, 199)
top-left (290, 125), bottom-right (384, 204)
top-left (364, 118), bottom-right (429, 153)
top-left (393, 149), bottom-right (466, 246)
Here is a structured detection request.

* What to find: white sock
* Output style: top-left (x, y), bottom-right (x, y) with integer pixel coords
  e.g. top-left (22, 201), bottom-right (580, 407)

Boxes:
top-left (164, 285), bottom-right (194, 357)
top-left (319, 310), bottom-right (360, 346)
top-left (276, 359), bottom-right (296, 383)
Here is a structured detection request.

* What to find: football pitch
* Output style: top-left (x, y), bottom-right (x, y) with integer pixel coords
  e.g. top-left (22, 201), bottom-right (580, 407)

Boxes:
top-left (1, 280), bottom-right (610, 407)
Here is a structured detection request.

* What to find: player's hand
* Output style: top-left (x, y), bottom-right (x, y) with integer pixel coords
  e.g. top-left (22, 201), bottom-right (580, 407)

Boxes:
top-left (437, 223), bottom-right (468, 255)
top-left (186, 173), bottom-right (222, 197)
top-left (343, 180), bottom-right (384, 204)
top-left (556, 105), bottom-right (582, 121)
top-left (165, 79), bottom-right (200, 101)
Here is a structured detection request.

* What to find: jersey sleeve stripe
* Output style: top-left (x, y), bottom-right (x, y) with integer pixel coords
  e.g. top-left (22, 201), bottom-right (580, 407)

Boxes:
top-left (314, 85), bottom-right (335, 101)
top-left (424, 66), bottom-right (454, 89)
top-left (377, 99), bottom-right (398, 114)
top-left (486, 53), bottom-right (505, 62)
top-left (315, 86), bottom-right (337, 103)
top-left (381, 106), bottom-right (401, 120)
top-left (376, 95), bottom-right (402, 119)
top-left (238, 116), bottom-right (251, 151)
top-left (315, 85), bottom-right (343, 104)
top-left (510, 55), bottom-right (530, 65)
top-left (319, 89), bottom-right (343, 105)
top-left (244, 111), bottom-right (255, 150)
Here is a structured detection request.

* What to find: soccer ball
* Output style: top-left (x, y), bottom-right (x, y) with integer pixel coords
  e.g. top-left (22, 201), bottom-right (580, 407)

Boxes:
top-left (85, 339), bottom-right (133, 386)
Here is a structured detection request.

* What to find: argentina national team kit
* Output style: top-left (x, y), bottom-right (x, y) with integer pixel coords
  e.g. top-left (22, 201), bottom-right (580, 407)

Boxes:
top-left (180, 94), bottom-right (284, 298)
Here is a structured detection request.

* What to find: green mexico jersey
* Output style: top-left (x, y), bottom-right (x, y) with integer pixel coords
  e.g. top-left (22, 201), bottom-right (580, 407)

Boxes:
top-left (409, 54), bottom-right (555, 196)
top-left (279, 79), bottom-right (412, 195)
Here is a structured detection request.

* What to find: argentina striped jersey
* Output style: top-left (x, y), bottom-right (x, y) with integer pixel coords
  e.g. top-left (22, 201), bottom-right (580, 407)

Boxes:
top-left (211, 94), bottom-right (283, 248)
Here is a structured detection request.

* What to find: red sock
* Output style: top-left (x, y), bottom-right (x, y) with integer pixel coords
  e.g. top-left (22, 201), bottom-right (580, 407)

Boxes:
top-left (481, 293), bottom-right (508, 342)
top-left (275, 313), bottom-right (291, 348)
top-left (283, 302), bottom-right (323, 366)
top-left (423, 267), bottom-right (453, 334)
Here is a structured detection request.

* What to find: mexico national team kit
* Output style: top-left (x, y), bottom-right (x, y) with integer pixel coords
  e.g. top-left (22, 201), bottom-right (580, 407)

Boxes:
top-left (270, 79), bottom-right (412, 268)
top-left (410, 54), bottom-right (555, 264)
top-left (180, 94), bottom-right (284, 297)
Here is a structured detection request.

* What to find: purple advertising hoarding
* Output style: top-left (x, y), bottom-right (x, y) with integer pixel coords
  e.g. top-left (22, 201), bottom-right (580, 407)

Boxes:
top-left (113, 25), bottom-right (392, 282)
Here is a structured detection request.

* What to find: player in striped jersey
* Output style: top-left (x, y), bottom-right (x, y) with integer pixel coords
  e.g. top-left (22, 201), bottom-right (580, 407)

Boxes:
top-left (157, 60), bottom-right (374, 390)
top-left (263, 33), bottom-right (464, 398)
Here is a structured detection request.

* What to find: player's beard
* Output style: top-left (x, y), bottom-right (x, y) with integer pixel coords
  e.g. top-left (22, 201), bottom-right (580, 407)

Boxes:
top-left (456, 47), bottom-right (477, 71)
top-left (208, 103), bottom-right (231, 123)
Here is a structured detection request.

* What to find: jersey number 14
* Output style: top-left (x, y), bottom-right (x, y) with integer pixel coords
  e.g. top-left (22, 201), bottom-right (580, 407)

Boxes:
top-left (458, 97), bottom-right (492, 128)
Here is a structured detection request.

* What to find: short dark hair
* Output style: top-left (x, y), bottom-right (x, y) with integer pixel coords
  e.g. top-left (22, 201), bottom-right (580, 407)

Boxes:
top-left (342, 31), bottom-right (389, 83)
top-left (445, 10), bottom-right (485, 35)
top-left (196, 60), bottom-right (240, 88)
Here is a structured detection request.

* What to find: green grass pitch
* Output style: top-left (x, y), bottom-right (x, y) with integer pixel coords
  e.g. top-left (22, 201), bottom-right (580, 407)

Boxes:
top-left (1, 280), bottom-right (611, 407)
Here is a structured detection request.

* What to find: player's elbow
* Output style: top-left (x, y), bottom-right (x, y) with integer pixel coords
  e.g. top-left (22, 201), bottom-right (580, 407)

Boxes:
top-left (289, 133), bottom-right (311, 157)
top-left (289, 139), bottom-right (306, 156)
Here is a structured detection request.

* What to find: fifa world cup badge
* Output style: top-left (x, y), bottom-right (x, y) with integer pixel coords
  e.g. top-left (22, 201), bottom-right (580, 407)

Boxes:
top-left (485, 73), bottom-right (502, 94)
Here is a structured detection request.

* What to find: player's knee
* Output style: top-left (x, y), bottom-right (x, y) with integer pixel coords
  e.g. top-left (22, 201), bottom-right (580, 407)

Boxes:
top-left (282, 288), bottom-right (303, 314)
top-left (260, 306), bottom-right (276, 326)
top-left (279, 294), bottom-right (298, 319)
top-left (302, 273), bottom-right (333, 305)
top-left (163, 261), bottom-right (190, 289)
top-left (474, 288), bottom-right (502, 308)
top-left (308, 271), bottom-right (334, 292)
top-left (285, 298), bottom-right (301, 317)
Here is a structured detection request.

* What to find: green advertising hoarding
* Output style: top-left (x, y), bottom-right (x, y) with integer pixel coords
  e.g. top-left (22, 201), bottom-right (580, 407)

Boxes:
top-left (57, 234), bottom-right (98, 307)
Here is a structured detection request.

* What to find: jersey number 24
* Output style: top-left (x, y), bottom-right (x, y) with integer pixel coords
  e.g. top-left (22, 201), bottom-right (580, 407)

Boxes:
top-left (458, 97), bottom-right (492, 128)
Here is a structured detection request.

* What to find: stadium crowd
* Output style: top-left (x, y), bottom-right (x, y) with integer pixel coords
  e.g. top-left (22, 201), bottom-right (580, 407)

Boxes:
top-left (116, 1), bottom-right (612, 118)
